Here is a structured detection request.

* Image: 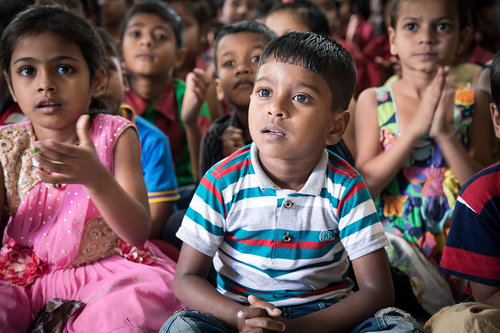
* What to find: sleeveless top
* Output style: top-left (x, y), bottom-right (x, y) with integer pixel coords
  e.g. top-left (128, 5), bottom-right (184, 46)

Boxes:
top-left (374, 85), bottom-right (475, 259)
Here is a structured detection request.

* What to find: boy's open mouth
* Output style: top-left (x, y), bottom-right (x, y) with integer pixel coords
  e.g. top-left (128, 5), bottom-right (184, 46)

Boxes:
top-left (262, 124), bottom-right (286, 136)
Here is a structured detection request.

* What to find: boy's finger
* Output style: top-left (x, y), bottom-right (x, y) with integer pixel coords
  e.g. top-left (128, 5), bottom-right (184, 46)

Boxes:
top-left (248, 295), bottom-right (281, 316)
top-left (243, 317), bottom-right (286, 332)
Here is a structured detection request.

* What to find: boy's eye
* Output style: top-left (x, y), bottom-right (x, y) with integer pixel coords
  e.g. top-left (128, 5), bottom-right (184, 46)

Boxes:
top-left (250, 55), bottom-right (260, 63)
top-left (404, 23), bottom-right (417, 31)
top-left (257, 88), bottom-right (271, 97)
top-left (222, 60), bottom-right (235, 68)
top-left (57, 65), bottom-right (74, 74)
top-left (292, 94), bottom-right (310, 103)
top-left (18, 66), bottom-right (35, 76)
top-left (154, 33), bottom-right (166, 41)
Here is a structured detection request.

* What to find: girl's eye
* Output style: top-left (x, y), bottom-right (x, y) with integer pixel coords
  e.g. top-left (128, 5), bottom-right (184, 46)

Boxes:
top-left (250, 55), bottom-right (260, 63)
top-left (257, 88), bottom-right (271, 97)
top-left (18, 66), bottom-right (35, 76)
top-left (223, 60), bottom-right (235, 68)
top-left (436, 23), bottom-right (450, 31)
top-left (404, 23), bottom-right (417, 31)
top-left (129, 30), bottom-right (140, 38)
top-left (292, 94), bottom-right (310, 103)
top-left (57, 65), bottom-right (74, 74)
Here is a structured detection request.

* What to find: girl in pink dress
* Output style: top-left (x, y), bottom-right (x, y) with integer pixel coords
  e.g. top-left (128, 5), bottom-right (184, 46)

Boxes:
top-left (0, 5), bottom-right (183, 332)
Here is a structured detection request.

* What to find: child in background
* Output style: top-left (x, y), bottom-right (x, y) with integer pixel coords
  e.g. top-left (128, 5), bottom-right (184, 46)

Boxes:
top-left (167, 0), bottom-right (224, 124)
top-left (0, 5), bottom-right (182, 331)
top-left (161, 31), bottom-right (423, 333)
top-left (98, 0), bottom-right (133, 49)
top-left (264, 0), bottom-right (356, 163)
top-left (95, 27), bottom-right (180, 238)
top-left (218, 0), bottom-right (260, 25)
top-left (426, 50), bottom-right (500, 333)
top-left (198, 20), bottom-right (275, 178)
top-left (355, 0), bottom-right (492, 315)
top-left (121, 0), bottom-right (211, 207)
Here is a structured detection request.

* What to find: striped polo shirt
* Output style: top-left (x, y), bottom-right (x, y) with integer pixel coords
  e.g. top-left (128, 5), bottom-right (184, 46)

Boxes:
top-left (177, 143), bottom-right (389, 306)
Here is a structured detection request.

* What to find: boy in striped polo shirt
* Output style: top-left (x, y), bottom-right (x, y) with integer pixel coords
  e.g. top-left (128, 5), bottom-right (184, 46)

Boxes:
top-left (163, 32), bottom-right (401, 332)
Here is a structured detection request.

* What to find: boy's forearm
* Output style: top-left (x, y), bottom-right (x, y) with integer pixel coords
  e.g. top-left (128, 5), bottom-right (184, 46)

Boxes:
top-left (174, 273), bottom-right (247, 330)
top-left (288, 286), bottom-right (394, 333)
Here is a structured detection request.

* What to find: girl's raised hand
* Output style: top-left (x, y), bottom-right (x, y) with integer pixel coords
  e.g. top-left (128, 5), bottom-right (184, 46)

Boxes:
top-left (409, 66), bottom-right (447, 140)
top-left (430, 70), bottom-right (455, 139)
top-left (33, 114), bottom-right (107, 188)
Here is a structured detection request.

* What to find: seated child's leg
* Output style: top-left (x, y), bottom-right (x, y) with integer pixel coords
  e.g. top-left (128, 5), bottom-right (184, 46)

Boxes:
top-left (424, 302), bottom-right (500, 333)
top-left (352, 307), bottom-right (424, 333)
top-left (0, 285), bottom-right (32, 332)
top-left (161, 310), bottom-right (233, 333)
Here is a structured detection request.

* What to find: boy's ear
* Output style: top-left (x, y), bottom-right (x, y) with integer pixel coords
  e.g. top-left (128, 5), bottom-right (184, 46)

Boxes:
top-left (388, 26), bottom-right (398, 56)
top-left (490, 103), bottom-right (500, 139)
top-left (91, 67), bottom-right (106, 98)
top-left (325, 110), bottom-right (350, 146)
top-left (175, 46), bottom-right (187, 70)
top-left (3, 71), bottom-right (17, 103)
top-left (215, 78), bottom-right (225, 102)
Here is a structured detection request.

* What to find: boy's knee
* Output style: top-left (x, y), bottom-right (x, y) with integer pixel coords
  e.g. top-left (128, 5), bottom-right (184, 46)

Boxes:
top-left (160, 309), bottom-right (232, 333)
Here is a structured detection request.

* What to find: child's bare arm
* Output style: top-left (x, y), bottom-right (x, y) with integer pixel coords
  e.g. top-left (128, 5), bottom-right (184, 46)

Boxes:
top-left (34, 115), bottom-right (151, 246)
top-left (182, 68), bottom-right (212, 182)
top-left (283, 249), bottom-right (394, 333)
top-left (0, 163), bottom-right (6, 239)
top-left (355, 67), bottom-right (445, 197)
top-left (431, 86), bottom-right (491, 185)
top-left (470, 282), bottom-right (500, 308)
top-left (174, 243), bottom-right (250, 330)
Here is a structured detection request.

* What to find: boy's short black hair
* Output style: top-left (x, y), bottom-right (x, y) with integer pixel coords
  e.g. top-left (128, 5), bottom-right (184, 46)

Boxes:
top-left (213, 20), bottom-right (276, 75)
top-left (268, 0), bottom-right (330, 36)
top-left (388, 0), bottom-right (471, 30)
top-left (120, 0), bottom-right (184, 49)
top-left (491, 51), bottom-right (500, 108)
top-left (166, 0), bottom-right (213, 29)
top-left (260, 31), bottom-right (356, 111)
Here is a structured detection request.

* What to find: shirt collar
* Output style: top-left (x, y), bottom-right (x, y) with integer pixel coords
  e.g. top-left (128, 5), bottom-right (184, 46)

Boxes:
top-left (250, 143), bottom-right (327, 196)
top-left (124, 80), bottom-right (176, 121)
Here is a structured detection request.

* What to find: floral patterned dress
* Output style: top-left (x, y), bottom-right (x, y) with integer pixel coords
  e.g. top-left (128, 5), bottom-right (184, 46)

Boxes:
top-left (0, 114), bottom-right (183, 332)
top-left (375, 85), bottom-right (475, 259)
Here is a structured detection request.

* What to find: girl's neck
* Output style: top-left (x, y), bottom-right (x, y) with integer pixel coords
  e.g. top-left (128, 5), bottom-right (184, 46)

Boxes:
top-left (33, 123), bottom-right (79, 145)
top-left (128, 74), bottom-right (172, 104)
top-left (399, 66), bottom-right (438, 98)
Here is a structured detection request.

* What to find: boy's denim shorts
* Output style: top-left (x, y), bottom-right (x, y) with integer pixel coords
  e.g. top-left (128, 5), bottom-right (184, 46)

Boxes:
top-left (161, 304), bottom-right (424, 333)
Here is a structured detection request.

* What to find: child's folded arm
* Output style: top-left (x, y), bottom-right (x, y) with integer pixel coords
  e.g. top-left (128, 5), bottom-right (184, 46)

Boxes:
top-left (173, 243), bottom-right (248, 330)
top-left (285, 248), bottom-right (394, 333)
top-left (470, 282), bottom-right (500, 308)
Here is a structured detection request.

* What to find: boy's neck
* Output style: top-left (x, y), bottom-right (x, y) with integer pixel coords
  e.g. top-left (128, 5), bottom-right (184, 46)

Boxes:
top-left (231, 105), bottom-right (250, 138)
top-left (257, 149), bottom-right (324, 192)
top-left (128, 74), bottom-right (172, 104)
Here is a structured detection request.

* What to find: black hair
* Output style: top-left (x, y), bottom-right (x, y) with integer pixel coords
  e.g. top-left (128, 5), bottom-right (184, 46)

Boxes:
top-left (389, 0), bottom-right (471, 30)
top-left (166, 0), bottom-right (213, 30)
top-left (120, 0), bottom-right (184, 49)
top-left (491, 50), bottom-right (500, 108)
top-left (0, 4), bottom-right (103, 81)
top-left (260, 31), bottom-right (356, 111)
top-left (268, 0), bottom-right (330, 36)
top-left (95, 26), bottom-right (119, 60)
top-left (213, 20), bottom-right (276, 75)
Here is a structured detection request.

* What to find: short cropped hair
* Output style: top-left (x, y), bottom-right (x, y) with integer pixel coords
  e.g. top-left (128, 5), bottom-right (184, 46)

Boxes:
top-left (1, 4), bottom-right (103, 81)
top-left (260, 31), bottom-right (356, 111)
top-left (388, 0), bottom-right (471, 30)
top-left (120, 0), bottom-right (184, 49)
top-left (491, 51), bottom-right (500, 108)
top-left (213, 20), bottom-right (276, 75)
top-left (268, 0), bottom-right (330, 36)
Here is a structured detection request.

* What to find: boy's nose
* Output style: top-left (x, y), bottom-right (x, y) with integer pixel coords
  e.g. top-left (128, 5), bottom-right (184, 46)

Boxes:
top-left (236, 63), bottom-right (250, 75)
top-left (140, 34), bottom-right (153, 46)
top-left (267, 98), bottom-right (288, 118)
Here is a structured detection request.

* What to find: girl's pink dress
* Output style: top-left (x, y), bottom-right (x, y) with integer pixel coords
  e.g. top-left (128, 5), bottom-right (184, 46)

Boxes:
top-left (0, 114), bottom-right (183, 332)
